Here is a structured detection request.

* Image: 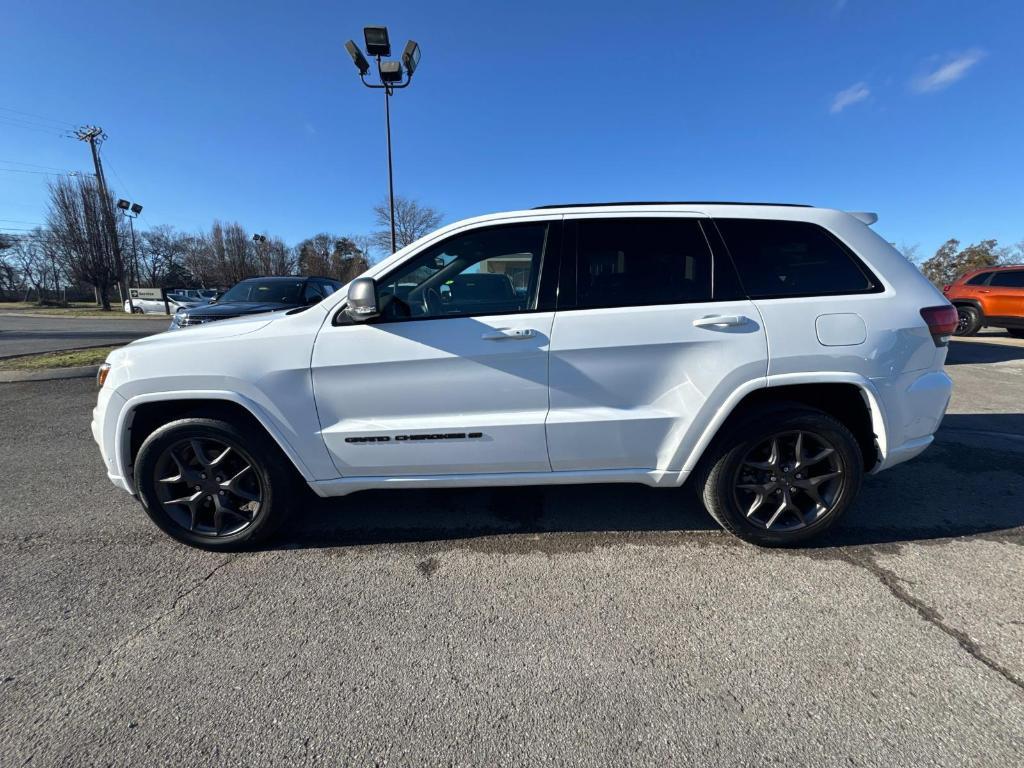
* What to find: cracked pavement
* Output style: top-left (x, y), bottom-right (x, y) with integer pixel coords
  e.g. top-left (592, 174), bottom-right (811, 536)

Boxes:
top-left (0, 335), bottom-right (1022, 766)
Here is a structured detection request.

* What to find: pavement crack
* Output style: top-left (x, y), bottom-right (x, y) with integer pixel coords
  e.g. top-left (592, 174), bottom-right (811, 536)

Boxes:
top-left (842, 549), bottom-right (1024, 693)
top-left (75, 555), bottom-right (237, 693)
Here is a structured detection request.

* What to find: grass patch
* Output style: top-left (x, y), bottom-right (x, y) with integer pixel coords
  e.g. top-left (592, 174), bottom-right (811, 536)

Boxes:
top-left (0, 346), bottom-right (120, 370)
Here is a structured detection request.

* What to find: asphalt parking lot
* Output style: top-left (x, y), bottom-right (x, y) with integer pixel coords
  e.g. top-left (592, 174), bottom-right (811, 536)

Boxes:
top-left (1, 336), bottom-right (1022, 766)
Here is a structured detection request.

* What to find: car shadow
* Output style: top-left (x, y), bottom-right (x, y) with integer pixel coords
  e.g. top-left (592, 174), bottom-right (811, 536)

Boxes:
top-left (946, 337), bottom-right (1024, 365)
top-left (275, 412), bottom-right (1024, 552)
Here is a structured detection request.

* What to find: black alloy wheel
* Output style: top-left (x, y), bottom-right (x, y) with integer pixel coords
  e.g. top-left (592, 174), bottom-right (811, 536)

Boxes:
top-left (134, 417), bottom-right (293, 549)
top-left (733, 431), bottom-right (844, 532)
top-left (697, 406), bottom-right (863, 546)
top-left (153, 437), bottom-right (263, 537)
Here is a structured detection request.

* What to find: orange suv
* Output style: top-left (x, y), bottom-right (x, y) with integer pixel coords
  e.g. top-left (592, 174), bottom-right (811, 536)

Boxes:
top-left (943, 265), bottom-right (1024, 337)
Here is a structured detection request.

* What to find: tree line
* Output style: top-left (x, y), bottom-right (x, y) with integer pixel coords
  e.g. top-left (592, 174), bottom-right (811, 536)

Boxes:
top-left (913, 238), bottom-right (1023, 286)
top-left (0, 175), bottom-right (442, 308)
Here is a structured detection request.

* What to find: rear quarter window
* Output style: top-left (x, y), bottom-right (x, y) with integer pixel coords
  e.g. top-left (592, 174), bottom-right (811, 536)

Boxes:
top-left (715, 219), bottom-right (880, 299)
top-left (965, 272), bottom-right (993, 286)
top-left (989, 270), bottom-right (1024, 288)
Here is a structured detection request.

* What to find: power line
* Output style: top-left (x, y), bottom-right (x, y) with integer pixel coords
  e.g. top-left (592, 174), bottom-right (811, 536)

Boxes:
top-left (0, 105), bottom-right (76, 128)
top-left (0, 116), bottom-right (74, 139)
top-left (0, 167), bottom-right (84, 176)
top-left (0, 159), bottom-right (82, 173)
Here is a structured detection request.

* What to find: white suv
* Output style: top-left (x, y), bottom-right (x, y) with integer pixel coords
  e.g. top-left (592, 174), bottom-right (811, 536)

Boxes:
top-left (92, 203), bottom-right (956, 548)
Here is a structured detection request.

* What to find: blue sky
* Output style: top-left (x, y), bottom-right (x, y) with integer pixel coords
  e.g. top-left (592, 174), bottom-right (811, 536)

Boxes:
top-left (2, 0), bottom-right (1021, 259)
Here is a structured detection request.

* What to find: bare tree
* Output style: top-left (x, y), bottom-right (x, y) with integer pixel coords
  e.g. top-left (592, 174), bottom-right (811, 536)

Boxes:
top-left (46, 176), bottom-right (118, 309)
top-left (296, 234), bottom-right (369, 282)
top-left (896, 242), bottom-right (920, 264)
top-left (371, 196), bottom-right (443, 254)
top-left (12, 230), bottom-right (49, 302)
top-left (253, 236), bottom-right (294, 276)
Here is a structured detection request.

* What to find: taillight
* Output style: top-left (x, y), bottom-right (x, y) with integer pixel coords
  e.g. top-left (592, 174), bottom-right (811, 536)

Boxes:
top-left (920, 305), bottom-right (958, 347)
top-left (942, 285), bottom-right (951, 293)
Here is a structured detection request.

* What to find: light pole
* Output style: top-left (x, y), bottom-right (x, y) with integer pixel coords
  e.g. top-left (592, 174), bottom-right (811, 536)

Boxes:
top-left (116, 199), bottom-right (143, 312)
top-left (344, 27), bottom-right (421, 254)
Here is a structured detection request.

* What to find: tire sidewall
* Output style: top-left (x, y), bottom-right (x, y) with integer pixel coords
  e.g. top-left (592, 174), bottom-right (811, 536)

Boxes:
top-left (954, 306), bottom-right (981, 336)
top-left (134, 418), bottom-right (285, 550)
top-left (704, 410), bottom-right (864, 546)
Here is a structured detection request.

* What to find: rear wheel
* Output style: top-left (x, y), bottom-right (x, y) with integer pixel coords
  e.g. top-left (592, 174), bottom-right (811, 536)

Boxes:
top-left (954, 305), bottom-right (981, 336)
top-left (134, 417), bottom-right (293, 549)
top-left (696, 407), bottom-right (863, 546)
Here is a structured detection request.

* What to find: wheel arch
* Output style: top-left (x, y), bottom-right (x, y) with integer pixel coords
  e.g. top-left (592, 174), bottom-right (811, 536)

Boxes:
top-left (682, 376), bottom-right (885, 476)
top-left (950, 298), bottom-right (984, 315)
top-left (116, 391), bottom-right (313, 494)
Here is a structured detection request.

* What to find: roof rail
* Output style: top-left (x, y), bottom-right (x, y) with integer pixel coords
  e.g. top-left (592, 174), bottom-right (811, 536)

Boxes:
top-left (531, 201), bottom-right (813, 210)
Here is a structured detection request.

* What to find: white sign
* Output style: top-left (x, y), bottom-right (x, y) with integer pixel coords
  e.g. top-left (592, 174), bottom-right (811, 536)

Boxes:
top-left (130, 288), bottom-right (164, 300)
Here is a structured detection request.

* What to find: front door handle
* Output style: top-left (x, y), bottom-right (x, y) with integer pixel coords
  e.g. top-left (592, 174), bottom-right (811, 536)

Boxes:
top-left (481, 328), bottom-right (536, 340)
top-left (692, 315), bottom-right (749, 328)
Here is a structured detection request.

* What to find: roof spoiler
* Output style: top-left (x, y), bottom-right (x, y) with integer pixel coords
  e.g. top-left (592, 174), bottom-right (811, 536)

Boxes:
top-left (847, 211), bottom-right (878, 226)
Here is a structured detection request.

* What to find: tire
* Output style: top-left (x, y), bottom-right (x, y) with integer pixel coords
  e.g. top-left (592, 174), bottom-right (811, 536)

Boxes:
top-left (133, 417), bottom-right (294, 550)
top-left (1007, 329), bottom-right (1024, 339)
top-left (954, 305), bottom-right (981, 336)
top-left (695, 405), bottom-right (863, 547)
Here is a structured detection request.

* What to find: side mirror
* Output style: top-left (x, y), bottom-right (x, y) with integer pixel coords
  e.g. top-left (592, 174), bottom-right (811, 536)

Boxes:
top-left (345, 277), bottom-right (379, 322)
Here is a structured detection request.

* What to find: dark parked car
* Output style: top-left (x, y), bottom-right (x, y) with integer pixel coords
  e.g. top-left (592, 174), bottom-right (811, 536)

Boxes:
top-left (168, 276), bottom-right (342, 330)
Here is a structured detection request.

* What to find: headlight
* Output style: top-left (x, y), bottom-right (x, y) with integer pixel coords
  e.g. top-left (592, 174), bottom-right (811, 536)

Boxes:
top-left (96, 362), bottom-right (111, 389)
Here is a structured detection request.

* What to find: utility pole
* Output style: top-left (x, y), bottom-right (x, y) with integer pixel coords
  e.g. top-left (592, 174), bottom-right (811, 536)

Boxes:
top-left (75, 125), bottom-right (132, 312)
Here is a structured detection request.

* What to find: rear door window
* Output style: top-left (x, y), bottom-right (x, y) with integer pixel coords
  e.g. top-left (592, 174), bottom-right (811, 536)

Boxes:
top-left (572, 218), bottom-right (713, 309)
top-left (715, 219), bottom-right (879, 298)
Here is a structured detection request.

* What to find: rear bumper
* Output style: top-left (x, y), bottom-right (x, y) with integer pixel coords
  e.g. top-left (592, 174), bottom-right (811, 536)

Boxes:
top-left (870, 369), bottom-right (952, 473)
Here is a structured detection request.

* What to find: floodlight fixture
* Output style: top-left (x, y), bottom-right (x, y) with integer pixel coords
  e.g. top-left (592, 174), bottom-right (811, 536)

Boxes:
top-left (130, 203), bottom-right (143, 215)
top-left (379, 60), bottom-right (403, 83)
top-left (252, 234), bottom-right (267, 243)
top-left (402, 40), bottom-right (420, 76)
top-left (363, 26), bottom-right (391, 57)
top-left (117, 199), bottom-right (130, 210)
top-left (345, 40), bottom-right (370, 75)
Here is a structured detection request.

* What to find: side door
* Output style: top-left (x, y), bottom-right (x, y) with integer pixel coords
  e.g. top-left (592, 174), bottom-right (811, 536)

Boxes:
top-left (311, 219), bottom-right (561, 477)
top-left (984, 269), bottom-right (1024, 321)
top-left (546, 214), bottom-right (768, 472)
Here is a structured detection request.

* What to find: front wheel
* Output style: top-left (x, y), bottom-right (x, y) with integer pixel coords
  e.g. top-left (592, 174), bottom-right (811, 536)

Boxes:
top-left (134, 417), bottom-right (293, 549)
top-left (696, 407), bottom-right (863, 546)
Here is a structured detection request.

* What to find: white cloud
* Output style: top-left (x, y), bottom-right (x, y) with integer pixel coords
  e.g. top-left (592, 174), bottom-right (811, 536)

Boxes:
top-left (830, 81), bottom-right (870, 114)
top-left (912, 49), bottom-right (986, 93)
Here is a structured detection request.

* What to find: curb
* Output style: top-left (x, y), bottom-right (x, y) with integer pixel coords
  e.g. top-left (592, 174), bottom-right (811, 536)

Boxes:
top-left (0, 365), bottom-right (99, 383)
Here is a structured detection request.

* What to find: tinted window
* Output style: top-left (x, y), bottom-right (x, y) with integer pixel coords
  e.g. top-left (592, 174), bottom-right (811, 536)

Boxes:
top-left (989, 270), bottom-right (1024, 288)
top-left (965, 272), bottom-right (992, 286)
top-left (302, 282), bottom-right (325, 304)
top-left (574, 218), bottom-right (712, 309)
top-left (375, 223), bottom-right (548, 321)
top-left (716, 219), bottom-right (877, 298)
top-left (220, 279), bottom-right (304, 303)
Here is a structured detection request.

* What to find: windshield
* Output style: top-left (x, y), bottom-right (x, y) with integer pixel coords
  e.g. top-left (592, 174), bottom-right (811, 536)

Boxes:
top-left (219, 280), bottom-right (304, 304)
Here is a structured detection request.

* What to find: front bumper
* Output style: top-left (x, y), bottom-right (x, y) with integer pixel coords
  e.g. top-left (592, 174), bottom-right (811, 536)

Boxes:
top-left (92, 387), bottom-right (132, 493)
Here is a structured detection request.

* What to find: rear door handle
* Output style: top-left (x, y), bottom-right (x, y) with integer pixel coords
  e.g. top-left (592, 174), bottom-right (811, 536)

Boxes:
top-left (692, 315), bottom-right (749, 328)
top-left (481, 328), bottom-right (536, 340)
